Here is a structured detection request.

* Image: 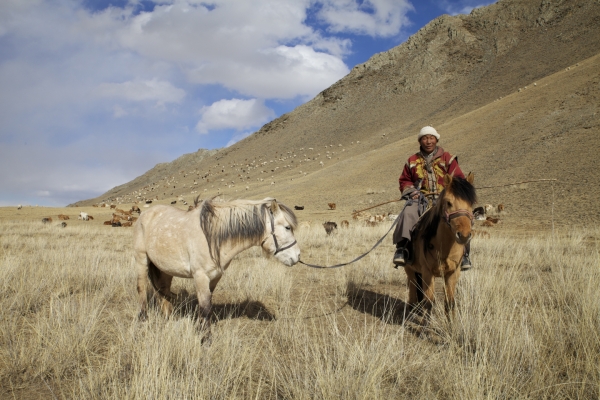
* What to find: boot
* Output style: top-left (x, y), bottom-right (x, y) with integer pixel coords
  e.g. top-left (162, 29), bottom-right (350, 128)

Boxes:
top-left (393, 240), bottom-right (411, 268)
top-left (461, 252), bottom-right (472, 270)
top-left (461, 242), bottom-right (472, 270)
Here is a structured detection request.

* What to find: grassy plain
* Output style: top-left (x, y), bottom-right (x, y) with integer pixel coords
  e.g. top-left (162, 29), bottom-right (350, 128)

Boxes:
top-left (0, 208), bottom-right (599, 399)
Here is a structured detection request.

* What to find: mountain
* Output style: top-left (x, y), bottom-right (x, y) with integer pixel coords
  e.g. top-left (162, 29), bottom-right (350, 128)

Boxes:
top-left (73, 0), bottom-right (600, 227)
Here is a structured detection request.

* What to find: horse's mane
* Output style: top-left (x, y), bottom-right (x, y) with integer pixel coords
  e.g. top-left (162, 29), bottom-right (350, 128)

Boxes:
top-left (199, 197), bottom-right (297, 268)
top-left (416, 176), bottom-right (477, 248)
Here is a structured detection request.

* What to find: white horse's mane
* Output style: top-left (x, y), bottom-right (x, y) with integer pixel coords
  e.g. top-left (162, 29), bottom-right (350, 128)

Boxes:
top-left (199, 197), bottom-right (297, 268)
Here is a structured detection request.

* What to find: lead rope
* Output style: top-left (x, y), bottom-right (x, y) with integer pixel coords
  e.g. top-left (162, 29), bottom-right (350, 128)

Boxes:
top-left (298, 200), bottom-right (409, 269)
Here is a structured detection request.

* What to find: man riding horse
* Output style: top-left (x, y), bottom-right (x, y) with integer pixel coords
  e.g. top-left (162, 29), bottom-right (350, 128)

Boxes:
top-left (392, 126), bottom-right (472, 270)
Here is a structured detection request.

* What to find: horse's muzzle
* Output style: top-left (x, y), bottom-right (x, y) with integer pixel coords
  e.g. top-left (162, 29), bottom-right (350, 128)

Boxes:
top-left (455, 232), bottom-right (472, 245)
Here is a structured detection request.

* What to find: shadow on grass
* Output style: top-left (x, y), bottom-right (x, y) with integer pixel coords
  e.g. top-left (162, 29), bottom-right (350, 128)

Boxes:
top-left (148, 290), bottom-right (276, 322)
top-left (346, 282), bottom-right (411, 325)
top-left (346, 282), bottom-right (451, 341)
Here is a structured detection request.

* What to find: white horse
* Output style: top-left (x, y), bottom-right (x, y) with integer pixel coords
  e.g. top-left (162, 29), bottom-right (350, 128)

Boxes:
top-left (133, 197), bottom-right (300, 337)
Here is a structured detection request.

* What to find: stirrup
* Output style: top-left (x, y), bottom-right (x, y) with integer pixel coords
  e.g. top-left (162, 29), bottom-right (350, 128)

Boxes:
top-left (461, 254), bottom-right (472, 271)
top-left (393, 247), bottom-right (409, 268)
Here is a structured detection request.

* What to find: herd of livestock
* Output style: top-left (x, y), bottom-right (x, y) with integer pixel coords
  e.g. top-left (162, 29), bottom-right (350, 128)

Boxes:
top-left (30, 201), bottom-right (504, 234)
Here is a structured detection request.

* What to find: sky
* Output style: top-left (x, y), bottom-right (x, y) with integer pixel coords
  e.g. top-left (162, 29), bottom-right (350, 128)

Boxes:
top-left (0, 0), bottom-right (496, 207)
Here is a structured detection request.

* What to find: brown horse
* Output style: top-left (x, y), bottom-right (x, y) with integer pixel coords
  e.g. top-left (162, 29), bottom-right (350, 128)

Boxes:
top-left (405, 173), bottom-right (476, 319)
top-left (133, 197), bottom-right (300, 338)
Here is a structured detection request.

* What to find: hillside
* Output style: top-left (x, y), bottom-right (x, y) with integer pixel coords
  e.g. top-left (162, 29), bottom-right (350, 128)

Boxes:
top-left (74, 0), bottom-right (600, 227)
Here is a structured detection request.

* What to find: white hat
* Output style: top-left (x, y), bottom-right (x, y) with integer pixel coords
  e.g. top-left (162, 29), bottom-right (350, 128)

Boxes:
top-left (418, 126), bottom-right (440, 140)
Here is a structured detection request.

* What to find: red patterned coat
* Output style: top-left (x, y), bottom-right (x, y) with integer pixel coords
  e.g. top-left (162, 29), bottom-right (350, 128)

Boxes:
top-left (399, 147), bottom-right (465, 197)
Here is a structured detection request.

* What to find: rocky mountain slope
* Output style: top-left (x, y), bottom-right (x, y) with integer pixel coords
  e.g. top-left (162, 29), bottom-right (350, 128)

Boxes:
top-left (74, 0), bottom-right (600, 227)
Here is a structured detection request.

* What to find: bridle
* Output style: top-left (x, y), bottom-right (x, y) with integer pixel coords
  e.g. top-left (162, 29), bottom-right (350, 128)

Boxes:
top-left (261, 209), bottom-right (297, 255)
top-left (444, 209), bottom-right (475, 227)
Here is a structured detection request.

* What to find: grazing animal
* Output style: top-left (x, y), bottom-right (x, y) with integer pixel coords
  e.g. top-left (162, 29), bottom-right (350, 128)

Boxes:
top-left (328, 203), bottom-right (336, 210)
top-left (17, 204), bottom-right (22, 210)
top-left (472, 206), bottom-right (486, 220)
top-left (88, 215), bottom-right (94, 220)
top-left (78, 212), bottom-right (89, 221)
top-left (171, 201), bottom-right (177, 204)
top-left (486, 216), bottom-right (500, 224)
top-left (482, 220), bottom-right (495, 227)
top-left (60, 222), bottom-right (67, 228)
top-left (340, 220), bottom-right (349, 228)
top-left (58, 214), bottom-right (70, 220)
top-left (42, 217), bottom-right (52, 223)
top-left (188, 205), bottom-right (194, 211)
top-left (497, 204), bottom-right (505, 213)
top-left (323, 221), bottom-right (337, 235)
top-left (121, 221), bottom-right (132, 227)
top-left (484, 204), bottom-right (494, 215)
top-left (146, 200), bottom-right (153, 204)
top-left (405, 173), bottom-right (476, 320)
top-left (93, 204), bottom-right (98, 207)
top-left (131, 205), bottom-right (141, 214)
top-left (133, 198), bottom-right (300, 339)
top-left (112, 221), bottom-right (122, 227)
top-left (110, 204), bottom-right (117, 209)
top-left (294, 205), bottom-right (304, 210)
top-left (103, 221), bottom-right (112, 225)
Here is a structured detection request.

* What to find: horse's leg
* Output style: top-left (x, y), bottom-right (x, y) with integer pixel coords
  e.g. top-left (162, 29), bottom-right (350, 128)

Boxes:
top-left (134, 251), bottom-right (149, 321)
top-left (404, 268), bottom-right (419, 305)
top-left (157, 273), bottom-right (174, 318)
top-left (414, 272), bottom-right (424, 303)
top-left (443, 268), bottom-right (460, 320)
top-left (420, 270), bottom-right (435, 317)
top-left (192, 272), bottom-right (212, 338)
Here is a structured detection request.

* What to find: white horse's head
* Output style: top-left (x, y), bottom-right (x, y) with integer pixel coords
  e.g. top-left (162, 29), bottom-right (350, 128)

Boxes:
top-left (261, 200), bottom-right (300, 266)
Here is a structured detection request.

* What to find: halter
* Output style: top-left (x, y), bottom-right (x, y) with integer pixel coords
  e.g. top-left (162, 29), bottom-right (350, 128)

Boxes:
top-left (444, 209), bottom-right (475, 227)
top-left (261, 208), bottom-right (297, 255)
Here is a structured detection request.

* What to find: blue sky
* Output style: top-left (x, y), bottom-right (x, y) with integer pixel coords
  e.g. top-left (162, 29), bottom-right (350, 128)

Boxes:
top-left (0, 0), bottom-right (496, 206)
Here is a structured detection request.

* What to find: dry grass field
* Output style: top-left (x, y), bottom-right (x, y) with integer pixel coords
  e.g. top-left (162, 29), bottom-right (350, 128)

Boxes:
top-left (1, 207), bottom-right (598, 399)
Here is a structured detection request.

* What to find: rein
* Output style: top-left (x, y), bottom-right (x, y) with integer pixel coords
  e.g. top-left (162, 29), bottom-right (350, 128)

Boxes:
top-left (261, 209), bottom-right (297, 255)
top-left (298, 205), bottom-right (404, 269)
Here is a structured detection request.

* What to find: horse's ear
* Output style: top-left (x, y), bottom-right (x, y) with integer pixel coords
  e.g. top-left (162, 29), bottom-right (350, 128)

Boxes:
top-left (467, 172), bottom-right (474, 184)
top-left (443, 173), bottom-right (453, 188)
top-left (270, 200), bottom-right (279, 213)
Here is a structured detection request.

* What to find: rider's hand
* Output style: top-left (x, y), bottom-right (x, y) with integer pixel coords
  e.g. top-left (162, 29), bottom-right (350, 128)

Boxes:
top-left (411, 192), bottom-right (420, 199)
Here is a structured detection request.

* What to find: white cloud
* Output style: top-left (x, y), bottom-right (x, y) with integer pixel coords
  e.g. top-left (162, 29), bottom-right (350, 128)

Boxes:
top-left (95, 78), bottom-right (185, 104)
top-left (226, 131), bottom-right (253, 147)
top-left (196, 98), bottom-right (275, 134)
top-left (440, 1), bottom-right (497, 16)
top-left (188, 45), bottom-right (349, 99)
top-left (317, 0), bottom-right (414, 37)
top-left (0, 0), bottom-right (416, 206)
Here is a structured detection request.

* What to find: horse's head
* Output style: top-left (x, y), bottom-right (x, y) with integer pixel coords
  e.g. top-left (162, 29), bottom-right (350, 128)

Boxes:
top-left (261, 200), bottom-right (301, 266)
top-left (440, 172), bottom-right (477, 245)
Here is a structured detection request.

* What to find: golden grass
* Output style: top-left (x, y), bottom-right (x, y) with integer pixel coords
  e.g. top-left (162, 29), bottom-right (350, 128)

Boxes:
top-left (0, 219), bottom-right (598, 399)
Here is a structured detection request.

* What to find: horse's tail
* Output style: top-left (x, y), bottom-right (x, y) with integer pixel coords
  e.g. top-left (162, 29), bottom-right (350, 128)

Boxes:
top-left (147, 261), bottom-right (175, 301)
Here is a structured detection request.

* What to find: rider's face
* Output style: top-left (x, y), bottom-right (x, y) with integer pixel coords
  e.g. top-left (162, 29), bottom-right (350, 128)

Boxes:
top-left (419, 135), bottom-right (438, 153)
